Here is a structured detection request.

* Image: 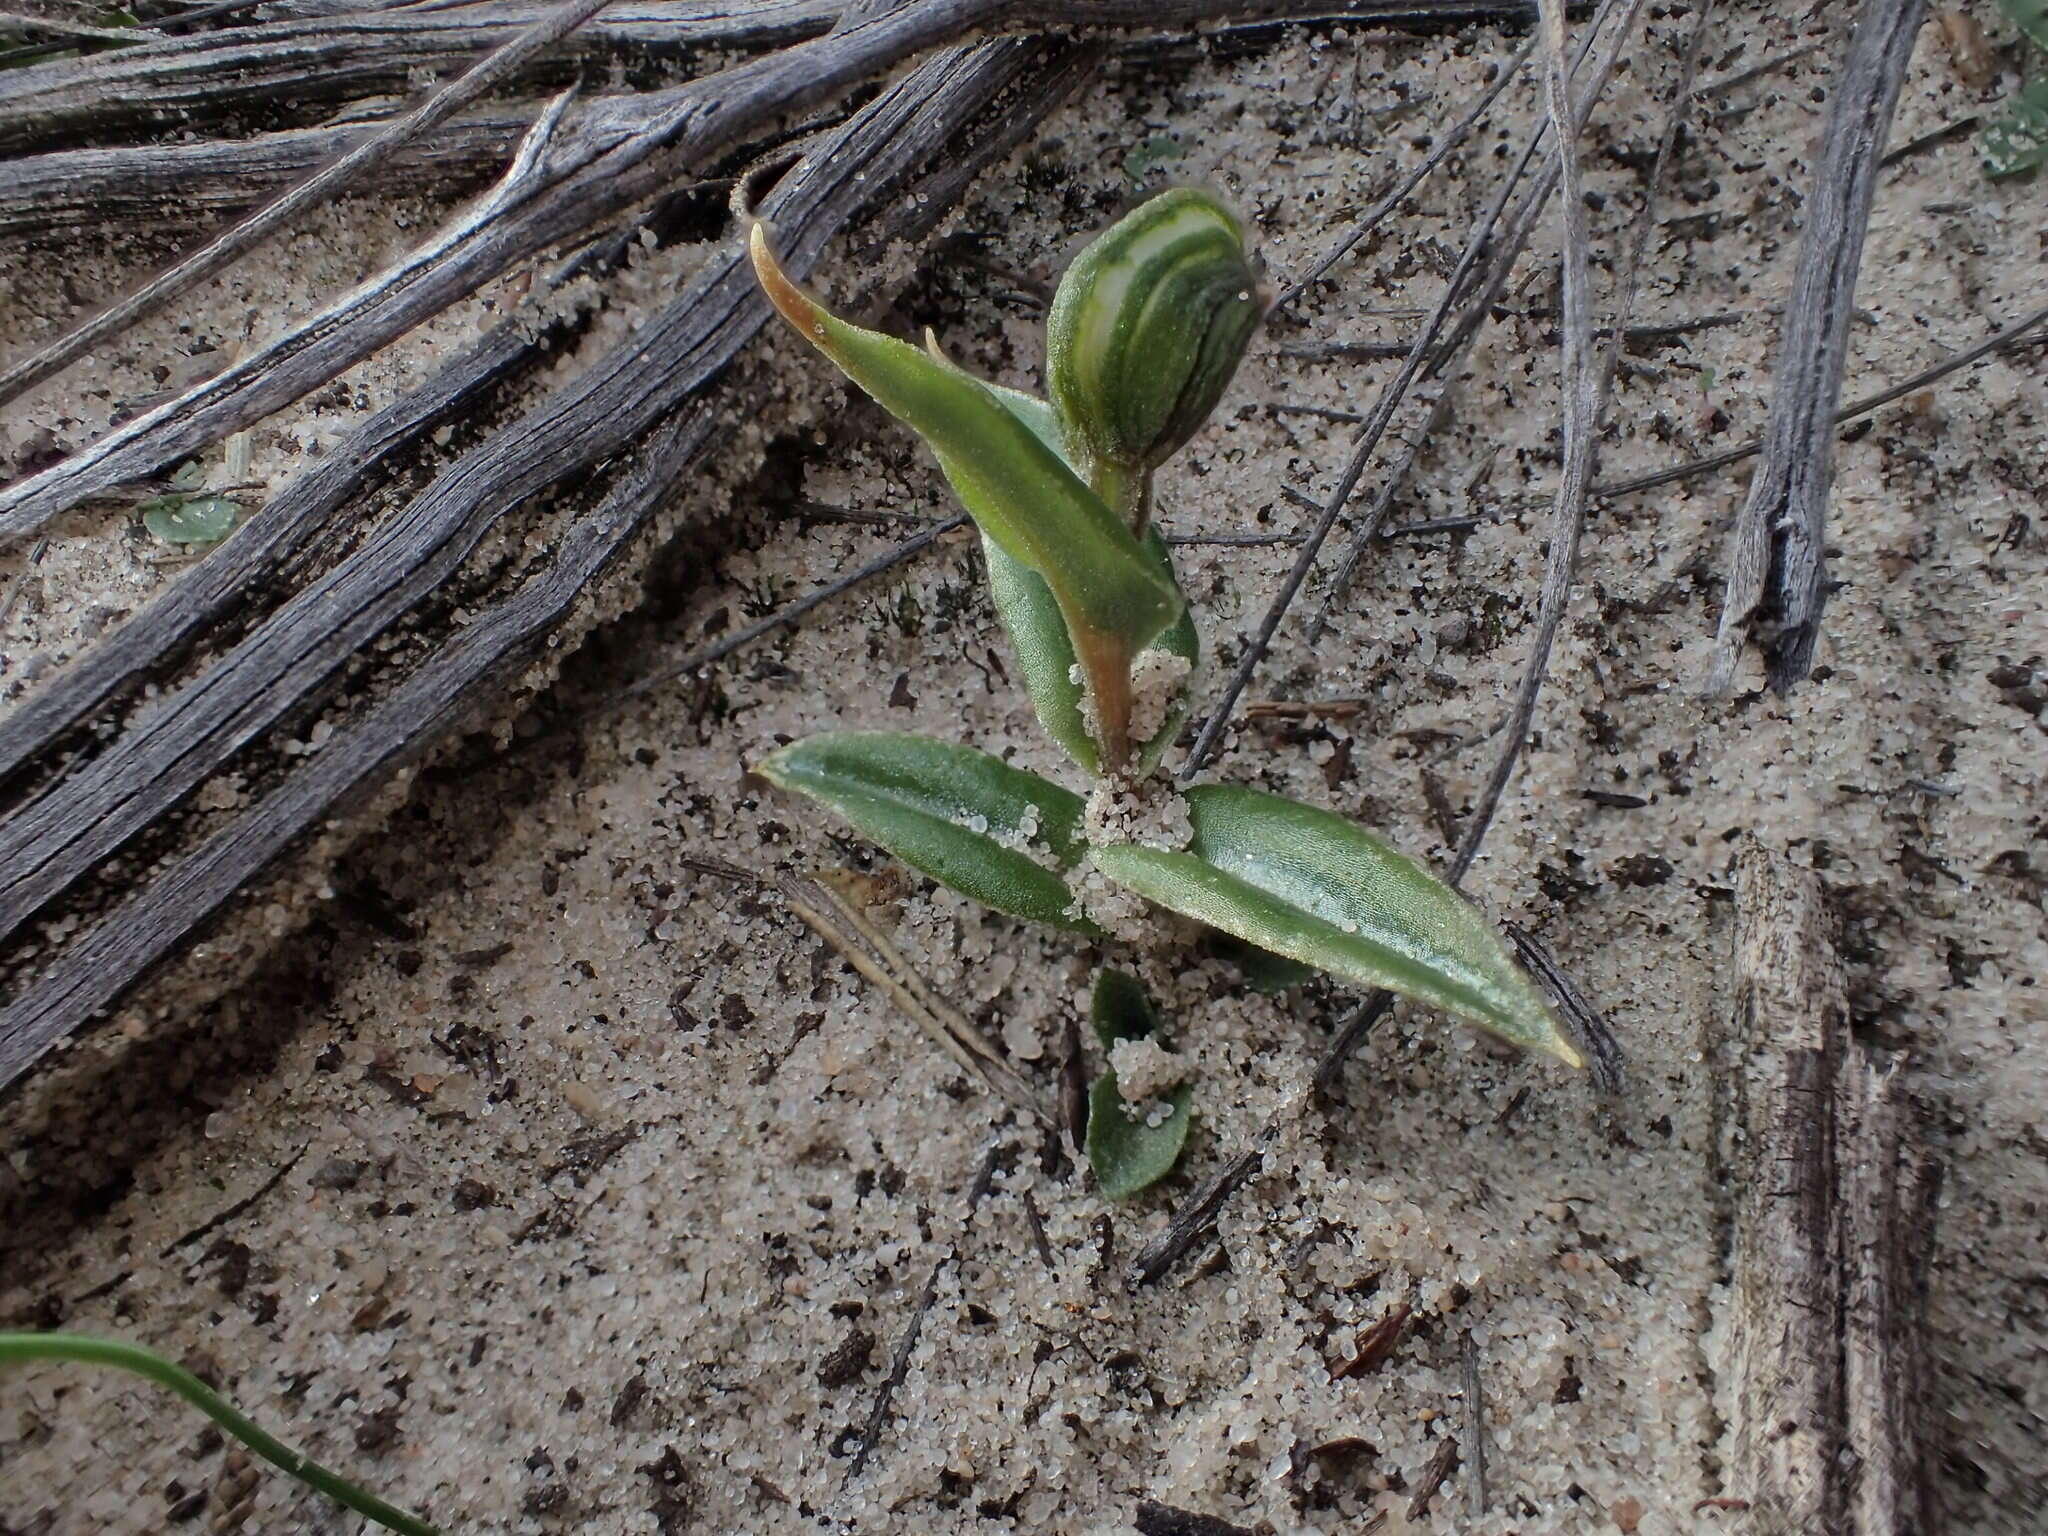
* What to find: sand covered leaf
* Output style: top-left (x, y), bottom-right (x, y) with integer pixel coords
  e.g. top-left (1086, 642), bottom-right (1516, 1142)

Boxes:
top-left (1084, 971), bottom-right (1191, 1199)
top-left (1090, 784), bottom-right (1584, 1066)
top-left (1982, 80), bottom-right (2048, 177)
top-left (756, 733), bottom-right (1092, 931)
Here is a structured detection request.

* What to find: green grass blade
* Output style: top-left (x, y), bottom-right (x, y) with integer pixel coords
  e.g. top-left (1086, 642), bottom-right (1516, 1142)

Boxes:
top-left (0, 1332), bottom-right (439, 1536)
top-left (1090, 785), bottom-right (1583, 1066)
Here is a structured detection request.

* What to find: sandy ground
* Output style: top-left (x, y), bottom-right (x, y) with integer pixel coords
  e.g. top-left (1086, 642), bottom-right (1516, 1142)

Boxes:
top-left (2, 6), bottom-right (2045, 1533)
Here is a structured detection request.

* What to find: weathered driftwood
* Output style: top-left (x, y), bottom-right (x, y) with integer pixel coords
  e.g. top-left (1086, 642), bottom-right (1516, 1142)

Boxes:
top-left (1708, 0), bottom-right (1927, 693)
top-left (0, 111), bottom-right (528, 240)
top-left (0, 2), bottom-right (1550, 1101)
top-left (0, 0), bottom-right (1537, 547)
top-left (1723, 842), bottom-right (1938, 1534)
top-left (0, 1), bottom-right (840, 153)
top-left (0, 0), bottom-right (617, 408)
top-left (0, 35), bottom-right (1079, 1092)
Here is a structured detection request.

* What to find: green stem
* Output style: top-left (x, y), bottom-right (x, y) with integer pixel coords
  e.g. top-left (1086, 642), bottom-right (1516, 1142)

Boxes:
top-left (1091, 460), bottom-right (1152, 539)
top-left (0, 1332), bottom-right (440, 1536)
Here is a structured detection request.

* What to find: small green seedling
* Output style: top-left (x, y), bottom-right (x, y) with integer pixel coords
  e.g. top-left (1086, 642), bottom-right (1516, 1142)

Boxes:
top-left (0, 1332), bottom-right (438, 1535)
top-left (1983, 0), bottom-right (2048, 176)
top-left (1086, 971), bottom-right (1193, 1199)
top-left (141, 460), bottom-right (239, 546)
top-left (751, 189), bottom-right (1582, 1196)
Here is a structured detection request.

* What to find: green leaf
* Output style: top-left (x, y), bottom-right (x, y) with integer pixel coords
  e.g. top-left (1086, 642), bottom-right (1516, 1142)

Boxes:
top-left (143, 494), bottom-right (238, 545)
top-left (976, 384), bottom-right (1198, 775)
top-left (1983, 80), bottom-right (2048, 177)
top-left (1084, 970), bottom-right (1191, 1199)
top-left (1205, 931), bottom-right (1317, 993)
top-left (1089, 785), bottom-right (1584, 1067)
top-left (750, 227), bottom-right (1181, 661)
top-left (1088, 1075), bottom-right (1193, 1199)
top-left (1090, 966), bottom-right (1159, 1050)
top-left (1996, 0), bottom-right (2048, 53)
top-left (756, 732), bottom-right (1093, 932)
top-left (1123, 134), bottom-right (1184, 182)
top-left (984, 527), bottom-right (1198, 776)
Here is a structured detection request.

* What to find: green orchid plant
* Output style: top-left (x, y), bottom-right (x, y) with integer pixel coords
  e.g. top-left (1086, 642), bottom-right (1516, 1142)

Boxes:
top-left (749, 189), bottom-right (1582, 1195)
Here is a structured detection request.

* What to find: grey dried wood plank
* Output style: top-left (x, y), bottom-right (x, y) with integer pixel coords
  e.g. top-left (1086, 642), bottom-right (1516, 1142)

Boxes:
top-left (0, 34), bottom-right (1075, 1091)
top-left (0, 2), bottom-right (840, 153)
top-left (0, 0), bottom-right (1539, 549)
top-left (1708, 0), bottom-right (1928, 693)
top-left (0, 112), bottom-right (528, 240)
top-left (1724, 842), bottom-right (1937, 1534)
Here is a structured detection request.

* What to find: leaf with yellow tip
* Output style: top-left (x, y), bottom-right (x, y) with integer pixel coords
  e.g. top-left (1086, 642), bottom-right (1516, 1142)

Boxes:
top-left (1090, 785), bottom-right (1585, 1067)
top-left (749, 225), bottom-right (1181, 668)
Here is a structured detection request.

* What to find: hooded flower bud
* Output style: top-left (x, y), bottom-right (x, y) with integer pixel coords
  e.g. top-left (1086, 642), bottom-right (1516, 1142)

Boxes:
top-left (1046, 188), bottom-right (1260, 487)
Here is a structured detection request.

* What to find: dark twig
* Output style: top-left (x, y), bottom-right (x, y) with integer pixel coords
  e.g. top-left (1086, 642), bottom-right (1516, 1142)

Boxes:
top-left (1707, 0), bottom-right (1928, 693)
top-left (1406, 1436), bottom-right (1460, 1520)
top-left (1503, 921), bottom-right (1623, 1093)
top-left (1423, 0), bottom-right (1645, 377)
top-left (1588, 298), bottom-right (2048, 502)
top-left (1304, 388), bottom-right (1449, 641)
top-left (1133, 1501), bottom-right (1256, 1536)
top-left (1462, 1330), bottom-right (1490, 1517)
top-left (1128, 1132), bottom-right (1274, 1288)
top-left (1181, 0), bottom-right (1636, 778)
top-left (847, 1254), bottom-right (948, 1480)
top-left (0, 0), bottom-right (614, 411)
top-left (602, 516), bottom-right (968, 715)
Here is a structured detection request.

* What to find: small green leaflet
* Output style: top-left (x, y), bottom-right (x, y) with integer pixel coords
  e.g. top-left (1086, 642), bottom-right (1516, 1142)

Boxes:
top-left (142, 494), bottom-right (238, 545)
top-left (1085, 971), bottom-right (1192, 1199)
top-left (1090, 784), bottom-right (1584, 1067)
top-left (1996, 0), bottom-right (2048, 53)
top-left (756, 732), bottom-right (1094, 932)
top-left (1983, 80), bottom-right (2048, 177)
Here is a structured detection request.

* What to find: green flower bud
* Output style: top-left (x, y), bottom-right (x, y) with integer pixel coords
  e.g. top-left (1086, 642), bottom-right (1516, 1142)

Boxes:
top-left (1046, 188), bottom-right (1260, 489)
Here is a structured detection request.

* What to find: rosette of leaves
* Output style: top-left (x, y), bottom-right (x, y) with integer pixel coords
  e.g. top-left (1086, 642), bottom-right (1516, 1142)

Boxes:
top-left (749, 190), bottom-right (1584, 1193)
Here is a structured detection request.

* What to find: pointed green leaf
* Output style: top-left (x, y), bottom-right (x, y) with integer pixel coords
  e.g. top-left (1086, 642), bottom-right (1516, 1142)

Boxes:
top-left (1088, 1075), bottom-right (1193, 1199)
top-left (1206, 931), bottom-right (1317, 993)
top-left (750, 227), bottom-right (1180, 658)
top-left (757, 732), bottom-right (1093, 932)
top-left (1089, 785), bottom-right (1584, 1067)
top-left (1982, 80), bottom-right (2048, 178)
top-left (1090, 967), bottom-right (1159, 1050)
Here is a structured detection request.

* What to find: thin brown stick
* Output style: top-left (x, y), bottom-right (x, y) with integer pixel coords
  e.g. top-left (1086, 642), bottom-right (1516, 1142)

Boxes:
top-left (1181, 0), bottom-right (1637, 777)
top-left (603, 515), bottom-right (968, 715)
top-left (0, 0), bottom-right (615, 411)
top-left (1268, 34), bottom-right (1535, 314)
top-left (1587, 297), bottom-right (2048, 502)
